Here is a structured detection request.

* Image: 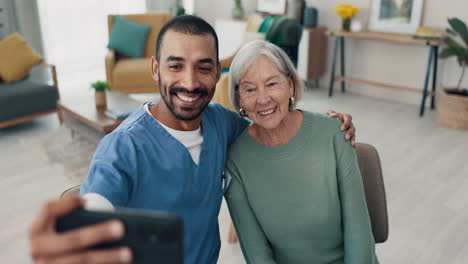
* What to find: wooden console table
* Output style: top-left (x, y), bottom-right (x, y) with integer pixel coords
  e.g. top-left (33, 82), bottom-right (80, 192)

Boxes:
top-left (327, 30), bottom-right (442, 116)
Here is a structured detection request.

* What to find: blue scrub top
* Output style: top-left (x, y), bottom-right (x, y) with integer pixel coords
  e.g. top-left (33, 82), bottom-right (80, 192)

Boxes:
top-left (81, 103), bottom-right (248, 264)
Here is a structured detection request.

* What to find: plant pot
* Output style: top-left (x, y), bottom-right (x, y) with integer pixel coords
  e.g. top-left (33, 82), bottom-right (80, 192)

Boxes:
top-left (342, 18), bottom-right (351, 31)
top-left (437, 87), bottom-right (468, 130)
top-left (232, 5), bottom-right (244, 20)
top-left (95, 90), bottom-right (107, 107)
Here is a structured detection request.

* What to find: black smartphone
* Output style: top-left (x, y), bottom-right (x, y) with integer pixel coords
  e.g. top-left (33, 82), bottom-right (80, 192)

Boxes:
top-left (56, 208), bottom-right (184, 264)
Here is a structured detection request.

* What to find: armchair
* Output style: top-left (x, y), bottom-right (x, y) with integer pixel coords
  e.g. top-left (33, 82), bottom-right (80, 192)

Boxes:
top-left (0, 63), bottom-right (60, 128)
top-left (105, 13), bottom-right (172, 94)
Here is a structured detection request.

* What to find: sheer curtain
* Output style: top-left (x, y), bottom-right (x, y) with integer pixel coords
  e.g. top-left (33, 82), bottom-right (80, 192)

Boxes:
top-left (37, 0), bottom-right (146, 90)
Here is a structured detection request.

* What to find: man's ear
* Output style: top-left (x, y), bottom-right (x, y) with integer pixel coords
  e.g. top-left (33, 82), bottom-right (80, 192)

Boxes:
top-left (151, 56), bottom-right (159, 81)
top-left (215, 63), bottom-right (221, 83)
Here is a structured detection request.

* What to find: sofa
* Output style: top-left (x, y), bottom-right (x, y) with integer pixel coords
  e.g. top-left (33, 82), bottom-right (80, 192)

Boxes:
top-left (105, 13), bottom-right (172, 94)
top-left (0, 63), bottom-right (60, 128)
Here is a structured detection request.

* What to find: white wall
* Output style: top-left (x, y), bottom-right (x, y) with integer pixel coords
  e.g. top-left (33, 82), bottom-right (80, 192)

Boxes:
top-left (197, 0), bottom-right (468, 105)
top-left (195, 0), bottom-right (256, 25)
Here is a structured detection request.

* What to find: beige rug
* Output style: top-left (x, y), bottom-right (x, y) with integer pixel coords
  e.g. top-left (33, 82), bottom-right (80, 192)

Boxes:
top-left (19, 126), bottom-right (97, 185)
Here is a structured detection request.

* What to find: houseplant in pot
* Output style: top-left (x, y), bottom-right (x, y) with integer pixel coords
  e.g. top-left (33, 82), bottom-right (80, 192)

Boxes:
top-left (91, 80), bottom-right (110, 107)
top-left (438, 17), bottom-right (468, 129)
top-left (335, 3), bottom-right (359, 31)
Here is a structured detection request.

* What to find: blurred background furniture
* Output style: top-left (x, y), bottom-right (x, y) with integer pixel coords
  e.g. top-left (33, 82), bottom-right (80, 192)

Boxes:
top-left (57, 90), bottom-right (141, 143)
top-left (212, 73), bottom-right (235, 111)
top-left (297, 26), bottom-right (327, 87)
top-left (213, 16), bottom-right (264, 110)
top-left (0, 63), bottom-right (59, 128)
top-left (105, 13), bottom-right (172, 94)
top-left (228, 142), bottom-right (389, 244)
top-left (327, 30), bottom-right (442, 117)
top-left (216, 16), bottom-right (265, 70)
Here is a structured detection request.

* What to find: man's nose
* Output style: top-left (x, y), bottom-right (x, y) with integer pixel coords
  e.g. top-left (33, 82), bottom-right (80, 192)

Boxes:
top-left (181, 68), bottom-right (200, 90)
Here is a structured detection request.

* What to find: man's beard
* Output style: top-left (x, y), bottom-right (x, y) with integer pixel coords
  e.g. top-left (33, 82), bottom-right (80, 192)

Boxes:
top-left (158, 73), bottom-right (212, 121)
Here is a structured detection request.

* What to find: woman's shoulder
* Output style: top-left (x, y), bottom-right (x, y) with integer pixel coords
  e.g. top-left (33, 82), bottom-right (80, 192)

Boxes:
top-left (301, 110), bottom-right (343, 134)
top-left (228, 127), bottom-right (251, 155)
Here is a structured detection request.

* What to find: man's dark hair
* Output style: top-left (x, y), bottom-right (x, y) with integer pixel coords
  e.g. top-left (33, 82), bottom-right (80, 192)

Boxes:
top-left (155, 15), bottom-right (219, 64)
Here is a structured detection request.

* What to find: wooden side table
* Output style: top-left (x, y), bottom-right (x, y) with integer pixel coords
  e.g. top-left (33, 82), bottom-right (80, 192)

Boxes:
top-left (327, 30), bottom-right (442, 116)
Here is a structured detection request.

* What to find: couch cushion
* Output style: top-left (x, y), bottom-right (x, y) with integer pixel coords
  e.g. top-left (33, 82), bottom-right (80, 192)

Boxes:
top-left (107, 16), bottom-right (151, 58)
top-left (0, 33), bottom-right (43, 82)
top-left (112, 58), bottom-right (157, 92)
top-left (108, 13), bottom-right (172, 58)
top-left (0, 80), bottom-right (58, 122)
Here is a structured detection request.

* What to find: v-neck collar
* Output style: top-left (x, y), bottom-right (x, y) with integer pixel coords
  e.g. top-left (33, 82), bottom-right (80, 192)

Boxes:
top-left (142, 105), bottom-right (211, 168)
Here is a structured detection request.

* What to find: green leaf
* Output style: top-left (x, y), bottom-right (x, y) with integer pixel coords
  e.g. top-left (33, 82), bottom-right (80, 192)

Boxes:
top-left (443, 36), bottom-right (467, 56)
top-left (448, 18), bottom-right (468, 47)
top-left (446, 28), bottom-right (457, 35)
top-left (439, 47), bottom-right (458, 59)
top-left (90, 80), bottom-right (110, 91)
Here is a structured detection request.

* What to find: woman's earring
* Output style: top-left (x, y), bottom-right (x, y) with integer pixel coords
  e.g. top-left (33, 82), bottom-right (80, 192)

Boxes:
top-left (239, 107), bottom-right (247, 117)
top-left (289, 96), bottom-right (295, 109)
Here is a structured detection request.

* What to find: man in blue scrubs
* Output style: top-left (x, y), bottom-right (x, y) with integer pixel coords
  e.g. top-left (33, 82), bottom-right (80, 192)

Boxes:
top-left (28, 15), bottom-right (356, 264)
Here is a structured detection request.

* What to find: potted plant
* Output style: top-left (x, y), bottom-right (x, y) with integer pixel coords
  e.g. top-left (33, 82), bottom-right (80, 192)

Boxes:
top-left (91, 80), bottom-right (110, 107)
top-left (232, 0), bottom-right (244, 20)
top-left (438, 17), bottom-right (468, 129)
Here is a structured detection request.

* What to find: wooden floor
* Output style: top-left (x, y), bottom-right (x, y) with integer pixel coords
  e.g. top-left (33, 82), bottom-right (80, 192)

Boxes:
top-left (1, 87), bottom-right (467, 263)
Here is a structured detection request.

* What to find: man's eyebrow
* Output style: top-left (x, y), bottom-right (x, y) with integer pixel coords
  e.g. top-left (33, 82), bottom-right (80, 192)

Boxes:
top-left (198, 58), bottom-right (215, 64)
top-left (166, 56), bottom-right (184, 62)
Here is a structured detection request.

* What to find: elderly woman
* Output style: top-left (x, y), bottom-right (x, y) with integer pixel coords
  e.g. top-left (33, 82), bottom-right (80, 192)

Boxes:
top-left (225, 40), bottom-right (378, 264)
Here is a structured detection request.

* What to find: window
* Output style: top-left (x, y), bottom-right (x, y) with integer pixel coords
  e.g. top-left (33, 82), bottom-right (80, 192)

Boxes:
top-left (37, 0), bottom-right (146, 90)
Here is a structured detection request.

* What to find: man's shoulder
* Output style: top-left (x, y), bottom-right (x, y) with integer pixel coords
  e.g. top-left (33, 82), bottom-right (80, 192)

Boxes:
top-left (205, 102), bottom-right (233, 116)
top-left (100, 106), bottom-right (152, 146)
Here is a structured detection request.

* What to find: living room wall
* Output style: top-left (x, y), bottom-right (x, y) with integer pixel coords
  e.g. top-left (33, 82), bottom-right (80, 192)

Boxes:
top-left (197, 0), bottom-right (468, 105)
top-left (10, 0), bottom-right (468, 106)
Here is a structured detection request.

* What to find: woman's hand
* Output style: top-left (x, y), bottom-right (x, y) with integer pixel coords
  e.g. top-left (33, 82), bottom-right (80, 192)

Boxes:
top-left (29, 195), bottom-right (132, 264)
top-left (327, 110), bottom-right (356, 147)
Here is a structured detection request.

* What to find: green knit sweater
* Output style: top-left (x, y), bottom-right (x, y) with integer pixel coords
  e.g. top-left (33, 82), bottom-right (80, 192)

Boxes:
top-left (225, 111), bottom-right (378, 264)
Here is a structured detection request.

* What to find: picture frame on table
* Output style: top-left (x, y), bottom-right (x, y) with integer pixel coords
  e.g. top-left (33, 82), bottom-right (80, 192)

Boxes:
top-left (257, 0), bottom-right (286, 15)
top-left (368, 0), bottom-right (424, 34)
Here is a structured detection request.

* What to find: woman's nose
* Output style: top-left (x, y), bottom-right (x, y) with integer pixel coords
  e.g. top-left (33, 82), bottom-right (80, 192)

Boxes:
top-left (257, 89), bottom-right (271, 105)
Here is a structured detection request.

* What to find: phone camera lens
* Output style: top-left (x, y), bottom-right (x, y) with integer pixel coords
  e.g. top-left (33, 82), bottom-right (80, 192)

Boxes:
top-left (149, 234), bottom-right (159, 243)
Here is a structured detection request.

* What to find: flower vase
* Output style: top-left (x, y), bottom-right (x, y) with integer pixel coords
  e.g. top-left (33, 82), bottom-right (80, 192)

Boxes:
top-left (342, 18), bottom-right (351, 31)
top-left (95, 90), bottom-right (106, 107)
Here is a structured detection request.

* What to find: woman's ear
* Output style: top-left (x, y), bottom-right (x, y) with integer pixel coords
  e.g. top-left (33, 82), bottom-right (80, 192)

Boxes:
top-left (288, 78), bottom-right (295, 97)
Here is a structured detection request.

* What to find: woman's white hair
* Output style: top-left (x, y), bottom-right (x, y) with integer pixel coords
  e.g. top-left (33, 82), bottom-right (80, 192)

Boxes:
top-left (228, 40), bottom-right (304, 112)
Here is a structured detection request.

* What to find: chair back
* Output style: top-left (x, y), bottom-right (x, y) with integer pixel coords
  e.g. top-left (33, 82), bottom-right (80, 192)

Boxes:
top-left (108, 13), bottom-right (172, 58)
top-left (61, 185), bottom-right (81, 197)
top-left (355, 143), bottom-right (389, 243)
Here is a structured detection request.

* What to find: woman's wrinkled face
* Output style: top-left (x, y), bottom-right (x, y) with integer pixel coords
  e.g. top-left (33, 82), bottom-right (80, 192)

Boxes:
top-left (238, 55), bottom-right (294, 130)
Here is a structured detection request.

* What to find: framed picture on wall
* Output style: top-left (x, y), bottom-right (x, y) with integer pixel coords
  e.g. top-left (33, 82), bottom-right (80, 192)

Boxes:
top-left (368, 0), bottom-right (424, 34)
top-left (257, 0), bottom-right (286, 15)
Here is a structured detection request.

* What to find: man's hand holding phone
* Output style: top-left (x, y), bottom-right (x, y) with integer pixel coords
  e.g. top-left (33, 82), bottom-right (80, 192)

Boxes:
top-left (28, 195), bottom-right (132, 264)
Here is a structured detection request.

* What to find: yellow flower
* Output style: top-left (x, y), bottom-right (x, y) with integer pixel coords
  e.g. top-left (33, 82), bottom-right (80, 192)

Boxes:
top-left (335, 3), bottom-right (359, 19)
